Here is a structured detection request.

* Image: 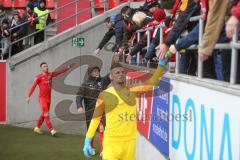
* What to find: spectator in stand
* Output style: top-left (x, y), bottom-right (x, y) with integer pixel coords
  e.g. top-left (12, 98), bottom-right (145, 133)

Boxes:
top-left (0, 5), bottom-right (9, 24)
top-left (157, 0), bottom-right (200, 59)
top-left (93, 6), bottom-right (129, 55)
top-left (197, 0), bottom-right (230, 80)
top-left (126, 1), bottom-right (167, 64)
top-left (157, 0), bottom-right (201, 75)
top-left (0, 19), bottom-right (10, 59)
top-left (144, 0), bottom-right (179, 64)
top-left (145, 4), bottom-right (170, 63)
top-left (198, 0), bottom-right (229, 61)
top-left (118, 6), bottom-right (153, 63)
top-left (226, 0), bottom-right (240, 39)
top-left (29, 0), bottom-right (40, 8)
top-left (93, 16), bottom-right (115, 55)
top-left (10, 10), bottom-right (25, 56)
top-left (23, 2), bottom-right (37, 49)
top-left (167, 0), bottom-right (231, 81)
top-left (34, 0), bottom-right (51, 44)
top-left (225, 0), bottom-right (240, 83)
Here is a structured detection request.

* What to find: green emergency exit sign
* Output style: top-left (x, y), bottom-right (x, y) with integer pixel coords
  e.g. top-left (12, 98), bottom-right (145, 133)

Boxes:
top-left (72, 37), bottom-right (85, 48)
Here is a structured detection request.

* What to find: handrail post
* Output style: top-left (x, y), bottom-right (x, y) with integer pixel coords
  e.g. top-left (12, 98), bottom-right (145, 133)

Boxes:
top-left (159, 26), bottom-right (163, 44)
top-left (198, 17), bottom-right (204, 78)
top-left (75, 0), bottom-right (78, 26)
top-left (230, 27), bottom-right (239, 84)
top-left (104, 0), bottom-right (108, 12)
top-left (175, 51), bottom-right (180, 74)
top-left (44, 16), bottom-right (47, 41)
top-left (147, 30), bottom-right (150, 48)
top-left (9, 31), bottom-right (12, 59)
top-left (137, 32), bottom-right (140, 66)
top-left (146, 30), bottom-right (150, 67)
top-left (90, 0), bottom-right (96, 17)
top-left (1, 40), bottom-right (3, 60)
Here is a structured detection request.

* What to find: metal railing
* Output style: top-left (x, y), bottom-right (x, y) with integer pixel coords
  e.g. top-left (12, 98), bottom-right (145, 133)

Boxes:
top-left (1, 0), bottom-right (109, 59)
top-left (126, 15), bottom-right (240, 85)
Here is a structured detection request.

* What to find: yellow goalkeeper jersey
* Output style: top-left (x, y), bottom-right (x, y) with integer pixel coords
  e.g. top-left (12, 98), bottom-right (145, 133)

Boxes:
top-left (86, 65), bottom-right (165, 142)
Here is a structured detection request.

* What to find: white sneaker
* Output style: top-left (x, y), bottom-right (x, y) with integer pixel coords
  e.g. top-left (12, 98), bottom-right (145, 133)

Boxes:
top-left (33, 127), bottom-right (43, 134)
top-left (50, 129), bottom-right (57, 137)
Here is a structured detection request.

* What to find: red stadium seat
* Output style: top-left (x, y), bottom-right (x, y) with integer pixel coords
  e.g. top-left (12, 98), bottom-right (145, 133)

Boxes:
top-left (14, 0), bottom-right (27, 8)
top-left (46, 0), bottom-right (54, 8)
top-left (2, 0), bottom-right (12, 8)
top-left (109, 0), bottom-right (120, 9)
top-left (94, 0), bottom-right (104, 9)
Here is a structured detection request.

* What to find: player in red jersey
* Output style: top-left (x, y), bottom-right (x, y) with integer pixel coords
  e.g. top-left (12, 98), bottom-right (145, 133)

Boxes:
top-left (26, 62), bottom-right (75, 136)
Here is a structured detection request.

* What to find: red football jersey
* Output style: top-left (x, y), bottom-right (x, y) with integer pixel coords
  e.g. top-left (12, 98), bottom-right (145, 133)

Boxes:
top-left (28, 68), bottom-right (69, 99)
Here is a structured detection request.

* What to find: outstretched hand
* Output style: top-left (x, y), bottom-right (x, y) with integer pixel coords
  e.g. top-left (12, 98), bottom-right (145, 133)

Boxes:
top-left (126, 54), bottom-right (132, 63)
top-left (199, 53), bottom-right (209, 61)
top-left (156, 43), bottom-right (169, 60)
top-left (26, 97), bottom-right (30, 104)
top-left (93, 48), bottom-right (101, 55)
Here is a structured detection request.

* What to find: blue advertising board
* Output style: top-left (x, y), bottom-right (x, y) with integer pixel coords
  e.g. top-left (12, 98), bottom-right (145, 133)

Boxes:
top-left (149, 77), bottom-right (170, 157)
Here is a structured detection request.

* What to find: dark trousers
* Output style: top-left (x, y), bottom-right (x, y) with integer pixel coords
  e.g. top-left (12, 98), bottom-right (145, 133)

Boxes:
top-left (85, 108), bottom-right (94, 130)
top-left (11, 40), bottom-right (23, 56)
top-left (34, 30), bottom-right (45, 45)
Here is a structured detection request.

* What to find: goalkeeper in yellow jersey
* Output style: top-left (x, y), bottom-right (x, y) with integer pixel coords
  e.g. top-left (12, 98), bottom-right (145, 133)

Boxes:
top-left (83, 55), bottom-right (170, 159)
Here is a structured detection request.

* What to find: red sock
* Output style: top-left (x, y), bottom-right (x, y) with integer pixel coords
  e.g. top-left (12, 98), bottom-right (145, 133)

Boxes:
top-left (37, 115), bottom-right (44, 128)
top-left (91, 137), bottom-right (94, 148)
top-left (45, 115), bottom-right (53, 131)
top-left (99, 132), bottom-right (104, 151)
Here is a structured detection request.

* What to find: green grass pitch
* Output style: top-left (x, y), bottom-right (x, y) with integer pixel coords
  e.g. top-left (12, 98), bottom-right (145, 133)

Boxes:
top-left (0, 125), bottom-right (101, 160)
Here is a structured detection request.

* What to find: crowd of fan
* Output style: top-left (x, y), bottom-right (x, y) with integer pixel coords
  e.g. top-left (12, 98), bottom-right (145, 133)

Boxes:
top-left (95, 0), bottom-right (240, 82)
top-left (0, 0), bottom-right (51, 59)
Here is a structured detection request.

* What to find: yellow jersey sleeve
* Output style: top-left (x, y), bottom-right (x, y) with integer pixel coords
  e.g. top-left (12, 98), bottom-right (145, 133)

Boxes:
top-left (130, 65), bottom-right (165, 93)
top-left (86, 94), bottom-right (105, 138)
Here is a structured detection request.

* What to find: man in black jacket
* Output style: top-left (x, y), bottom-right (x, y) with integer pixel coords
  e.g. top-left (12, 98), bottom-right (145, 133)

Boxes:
top-left (76, 66), bottom-right (111, 154)
top-left (10, 10), bottom-right (25, 55)
top-left (93, 6), bottom-right (130, 55)
top-left (93, 17), bottom-right (115, 55)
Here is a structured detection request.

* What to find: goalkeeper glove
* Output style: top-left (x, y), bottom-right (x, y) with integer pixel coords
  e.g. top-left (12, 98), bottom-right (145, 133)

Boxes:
top-left (83, 137), bottom-right (95, 158)
top-left (159, 51), bottom-right (173, 66)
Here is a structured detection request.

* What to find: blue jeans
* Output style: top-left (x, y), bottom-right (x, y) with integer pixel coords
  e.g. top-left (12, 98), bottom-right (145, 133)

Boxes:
top-left (214, 51), bottom-right (224, 81)
top-left (130, 55), bottom-right (137, 64)
top-left (145, 42), bottom-right (157, 61)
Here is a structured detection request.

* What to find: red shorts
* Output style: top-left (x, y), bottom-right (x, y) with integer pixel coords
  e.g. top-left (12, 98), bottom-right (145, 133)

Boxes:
top-left (39, 98), bottom-right (51, 114)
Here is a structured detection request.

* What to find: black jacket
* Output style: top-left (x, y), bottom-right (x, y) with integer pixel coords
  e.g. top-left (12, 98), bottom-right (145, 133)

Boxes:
top-left (165, 0), bottom-right (200, 46)
top-left (97, 28), bottom-right (115, 50)
top-left (76, 74), bottom-right (111, 110)
top-left (114, 13), bottom-right (124, 48)
top-left (130, 36), bottom-right (147, 56)
top-left (97, 13), bottom-right (124, 52)
top-left (10, 18), bottom-right (25, 39)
